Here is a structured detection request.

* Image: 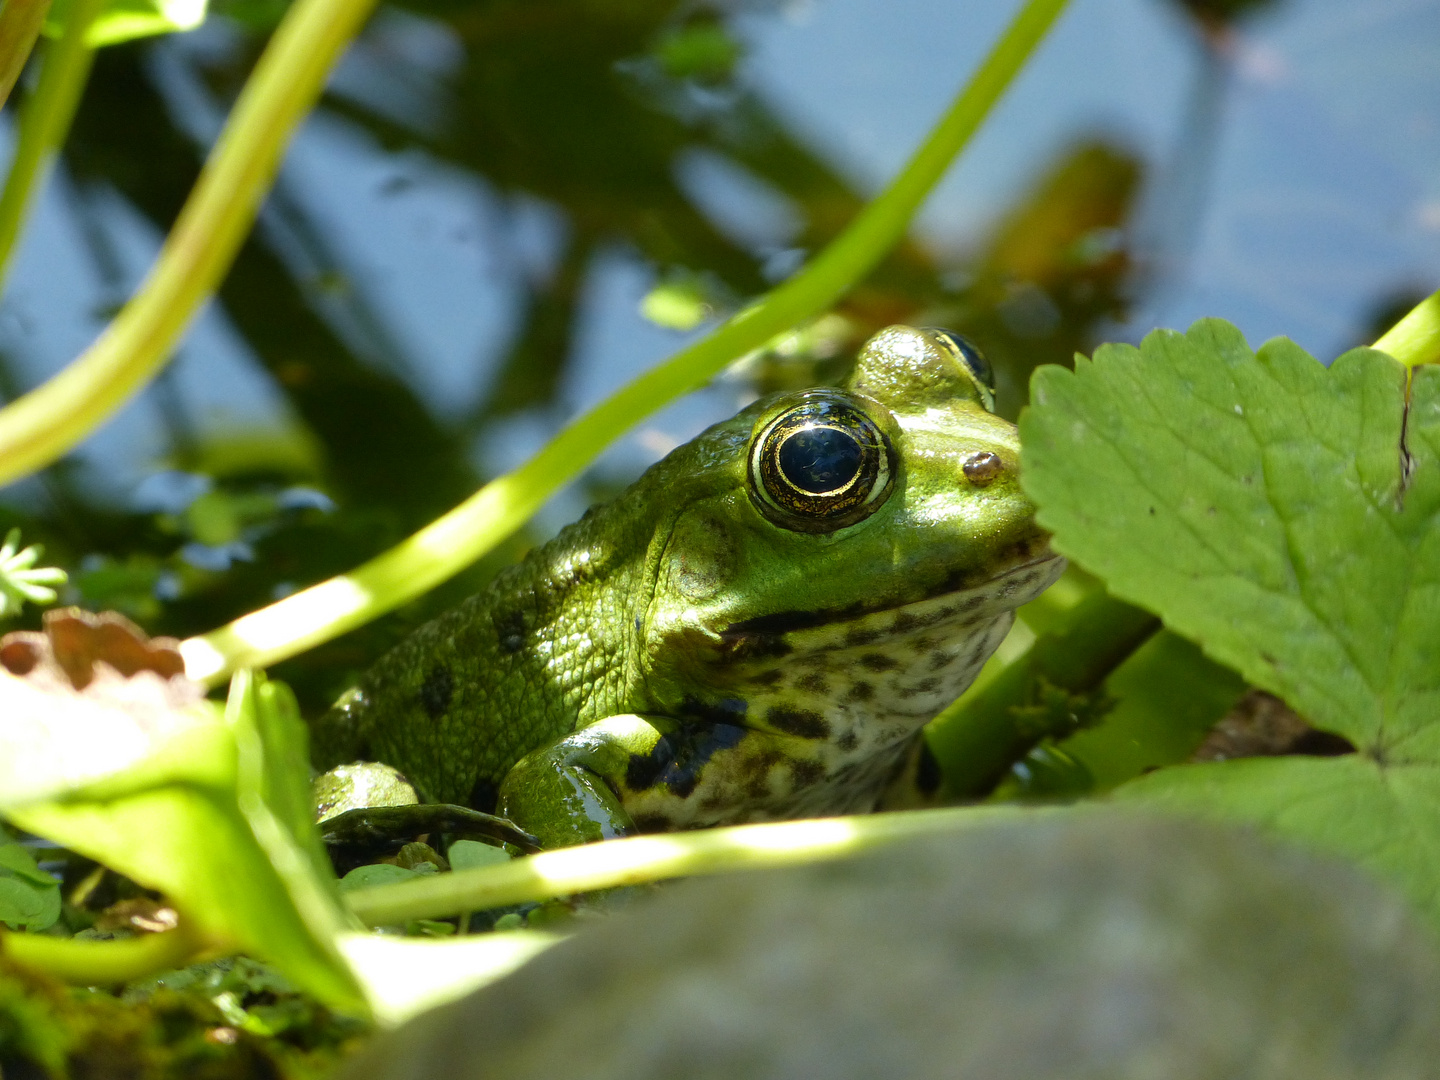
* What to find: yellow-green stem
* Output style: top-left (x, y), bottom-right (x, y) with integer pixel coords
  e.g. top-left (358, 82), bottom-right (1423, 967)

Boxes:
top-left (1373, 286), bottom-right (1440, 368)
top-left (0, 0), bottom-right (52, 109)
top-left (1, 922), bottom-right (204, 985)
top-left (346, 805), bottom-right (1032, 926)
top-left (182, 0), bottom-right (1073, 682)
top-left (0, 0), bottom-right (97, 290)
top-left (0, 0), bottom-right (380, 488)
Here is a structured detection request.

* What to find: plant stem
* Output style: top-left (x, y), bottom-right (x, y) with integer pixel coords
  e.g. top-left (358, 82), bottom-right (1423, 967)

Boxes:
top-left (345, 804), bottom-right (1033, 926)
top-left (1373, 286), bottom-right (1440, 368)
top-left (0, 0), bottom-right (380, 488)
top-left (0, 0), bottom-right (99, 291)
top-left (182, 0), bottom-right (1074, 682)
top-left (925, 591), bottom-right (1159, 799)
top-left (1, 922), bottom-right (204, 985)
top-left (0, 0), bottom-right (52, 110)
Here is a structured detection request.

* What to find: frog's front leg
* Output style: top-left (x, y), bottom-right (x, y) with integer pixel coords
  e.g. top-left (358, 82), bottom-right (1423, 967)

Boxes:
top-left (501, 713), bottom-right (741, 849)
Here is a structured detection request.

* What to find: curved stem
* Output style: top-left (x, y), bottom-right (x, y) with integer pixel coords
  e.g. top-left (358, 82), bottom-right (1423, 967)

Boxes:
top-left (1373, 286), bottom-right (1440, 368)
top-left (0, 0), bottom-right (380, 488)
top-left (1, 921), bottom-right (205, 984)
top-left (0, 0), bottom-right (53, 110)
top-left (0, 0), bottom-right (99, 291)
top-left (182, 0), bottom-right (1074, 682)
top-left (345, 805), bottom-right (1030, 926)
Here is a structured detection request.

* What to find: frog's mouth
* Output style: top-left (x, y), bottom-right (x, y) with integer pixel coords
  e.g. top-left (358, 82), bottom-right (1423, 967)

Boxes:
top-left (717, 545), bottom-right (1065, 663)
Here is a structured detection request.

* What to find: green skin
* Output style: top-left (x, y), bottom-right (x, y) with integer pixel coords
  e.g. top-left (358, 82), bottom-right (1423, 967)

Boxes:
top-left (312, 326), bottom-right (1064, 849)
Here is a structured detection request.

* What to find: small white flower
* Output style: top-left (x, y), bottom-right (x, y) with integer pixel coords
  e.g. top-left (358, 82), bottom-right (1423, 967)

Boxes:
top-left (0, 528), bottom-right (67, 619)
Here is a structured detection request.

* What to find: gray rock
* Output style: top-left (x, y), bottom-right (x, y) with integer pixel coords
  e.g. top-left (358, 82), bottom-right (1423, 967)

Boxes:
top-left (340, 811), bottom-right (1440, 1080)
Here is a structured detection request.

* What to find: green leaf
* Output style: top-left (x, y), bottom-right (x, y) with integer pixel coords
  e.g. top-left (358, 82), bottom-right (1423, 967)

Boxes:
top-left (653, 22), bottom-right (741, 82)
top-left (1021, 320), bottom-right (1439, 756)
top-left (233, 672), bottom-right (334, 885)
top-left (0, 667), bottom-right (366, 1011)
top-left (639, 272), bottom-right (715, 331)
top-left (1115, 757), bottom-right (1440, 928)
top-left (0, 666), bottom-right (223, 813)
top-left (44, 0), bottom-right (207, 46)
top-left (0, 841), bottom-right (59, 887)
top-left (338, 864), bottom-right (424, 894)
top-left (1020, 318), bottom-right (1440, 926)
top-left (225, 669), bottom-right (366, 1008)
top-left (446, 840), bottom-right (511, 873)
top-left (0, 841), bottom-right (60, 931)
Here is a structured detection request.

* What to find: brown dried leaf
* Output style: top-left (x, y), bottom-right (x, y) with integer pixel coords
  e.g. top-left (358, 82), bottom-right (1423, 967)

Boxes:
top-left (0, 608), bottom-right (197, 707)
top-left (0, 610), bottom-right (208, 808)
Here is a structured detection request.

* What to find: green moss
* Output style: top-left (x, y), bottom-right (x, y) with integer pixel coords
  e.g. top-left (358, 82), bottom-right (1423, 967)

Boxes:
top-left (0, 954), bottom-right (369, 1079)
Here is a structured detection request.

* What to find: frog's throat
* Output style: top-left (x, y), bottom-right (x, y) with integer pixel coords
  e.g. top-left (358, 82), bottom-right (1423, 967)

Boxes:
top-left (717, 549), bottom-right (1065, 663)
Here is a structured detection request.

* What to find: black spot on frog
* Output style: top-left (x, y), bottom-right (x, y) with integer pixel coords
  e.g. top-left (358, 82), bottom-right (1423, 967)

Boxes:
top-left (626, 723), bottom-right (748, 799)
top-left (419, 665), bottom-right (454, 720)
top-left (797, 672), bottom-right (829, 694)
top-left (494, 609), bottom-right (526, 654)
top-left (767, 707), bottom-right (830, 740)
top-left (845, 682), bottom-right (875, 703)
top-left (790, 759), bottom-right (824, 787)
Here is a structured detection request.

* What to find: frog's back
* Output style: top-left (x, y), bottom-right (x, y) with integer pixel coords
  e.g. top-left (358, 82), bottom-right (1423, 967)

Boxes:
top-left (311, 500), bottom-right (653, 807)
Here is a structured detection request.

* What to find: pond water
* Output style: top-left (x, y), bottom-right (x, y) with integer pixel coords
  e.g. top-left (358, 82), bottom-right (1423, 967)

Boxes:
top-left (0, 0), bottom-right (1436, 706)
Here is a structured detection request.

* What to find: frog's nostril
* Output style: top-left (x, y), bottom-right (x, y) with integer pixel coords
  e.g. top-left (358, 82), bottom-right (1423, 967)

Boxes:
top-left (962, 451), bottom-right (1004, 486)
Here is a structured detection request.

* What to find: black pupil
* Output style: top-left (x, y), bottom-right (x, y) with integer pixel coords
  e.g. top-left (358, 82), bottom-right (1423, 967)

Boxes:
top-left (778, 425), bottom-right (862, 493)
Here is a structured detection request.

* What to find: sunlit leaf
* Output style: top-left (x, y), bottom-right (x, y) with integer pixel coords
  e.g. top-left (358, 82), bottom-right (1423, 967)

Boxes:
top-left (1022, 320), bottom-right (1438, 753)
top-left (0, 662), bottom-right (212, 811)
top-left (44, 0), bottom-right (207, 47)
top-left (0, 646), bottom-right (366, 1011)
top-left (1020, 318), bottom-right (1440, 926)
top-left (336, 930), bottom-right (561, 1027)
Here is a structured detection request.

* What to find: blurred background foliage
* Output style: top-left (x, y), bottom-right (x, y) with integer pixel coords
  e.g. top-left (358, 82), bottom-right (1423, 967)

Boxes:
top-left (0, 0), bottom-right (1436, 714)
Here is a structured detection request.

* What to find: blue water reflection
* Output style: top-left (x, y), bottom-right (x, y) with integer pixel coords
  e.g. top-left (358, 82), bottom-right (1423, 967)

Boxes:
top-left (0, 0), bottom-right (1434, 695)
top-left (7, 0), bottom-right (1439, 497)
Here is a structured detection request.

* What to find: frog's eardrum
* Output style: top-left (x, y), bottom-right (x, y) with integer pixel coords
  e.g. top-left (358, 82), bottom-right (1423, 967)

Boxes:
top-left (339, 811), bottom-right (1440, 1080)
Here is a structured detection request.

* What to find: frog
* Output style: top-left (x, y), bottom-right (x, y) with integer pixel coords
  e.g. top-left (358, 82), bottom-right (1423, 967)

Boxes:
top-left (311, 325), bottom-right (1064, 850)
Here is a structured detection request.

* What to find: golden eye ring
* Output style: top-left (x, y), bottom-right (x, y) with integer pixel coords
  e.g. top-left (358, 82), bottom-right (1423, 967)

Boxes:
top-left (748, 392), bottom-right (895, 533)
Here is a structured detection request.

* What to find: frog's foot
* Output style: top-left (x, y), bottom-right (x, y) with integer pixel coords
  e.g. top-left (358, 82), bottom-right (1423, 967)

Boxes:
top-left (498, 714), bottom-right (684, 849)
top-left (314, 760), bottom-right (419, 821)
top-left (500, 713), bottom-right (915, 847)
top-left (320, 803), bottom-right (541, 870)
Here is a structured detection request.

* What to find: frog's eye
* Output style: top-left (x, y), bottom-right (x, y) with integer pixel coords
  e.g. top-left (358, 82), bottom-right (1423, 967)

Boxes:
top-left (922, 328), bottom-right (996, 411)
top-left (749, 393), bottom-right (895, 533)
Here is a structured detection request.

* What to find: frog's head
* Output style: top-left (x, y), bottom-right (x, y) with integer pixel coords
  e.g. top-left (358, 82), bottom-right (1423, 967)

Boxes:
top-left (639, 325), bottom-right (1063, 704)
